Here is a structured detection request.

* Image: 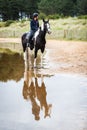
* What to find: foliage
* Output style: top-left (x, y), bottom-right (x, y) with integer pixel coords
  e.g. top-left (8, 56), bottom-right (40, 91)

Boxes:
top-left (47, 14), bottom-right (60, 19)
top-left (0, 0), bottom-right (39, 21)
top-left (39, 13), bottom-right (46, 19)
top-left (0, 0), bottom-right (87, 21)
top-left (0, 22), bottom-right (6, 27)
top-left (38, 0), bottom-right (87, 16)
top-left (0, 52), bottom-right (24, 82)
top-left (5, 20), bottom-right (14, 27)
top-left (78, 15), bottom-right (87, 19)
top-left (0, 18), bottom-right (87, 41)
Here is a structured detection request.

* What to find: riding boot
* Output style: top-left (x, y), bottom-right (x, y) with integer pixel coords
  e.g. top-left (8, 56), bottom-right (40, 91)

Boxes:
top-left (26, 38), bottom-right (29, 43)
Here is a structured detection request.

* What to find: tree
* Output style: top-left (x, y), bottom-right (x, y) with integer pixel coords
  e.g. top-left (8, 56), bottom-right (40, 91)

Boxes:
top-left (38, 0), bottom-right (58, 15)
top-left (0, 0), bottom-right (87, 21)
top-left (77, 0), bottom-right (87, 15)
top-left (0, 0), bottom-right (39, 21)
top-left (61, 0), bottom-right (75, 16)
top-left (38, 0), bottom-right (75, 16)
top-left (0, 0), bottom-right (10, 21)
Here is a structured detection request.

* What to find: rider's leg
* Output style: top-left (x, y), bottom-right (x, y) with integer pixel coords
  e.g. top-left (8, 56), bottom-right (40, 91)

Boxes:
top-left (29, 30), bottom-right (34, 43)
top-left (26, 30), bottom-right (34, 44)
top-left (26, 32), bottom-right (30, 42)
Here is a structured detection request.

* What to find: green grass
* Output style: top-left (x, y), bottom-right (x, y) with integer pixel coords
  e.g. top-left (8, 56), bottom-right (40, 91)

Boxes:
top-left (0, 17), bottom-right (87, 41)
top-left (0, 48), bottom-right (20, 54)
top-left (0, 48), bottom-right (12, 53)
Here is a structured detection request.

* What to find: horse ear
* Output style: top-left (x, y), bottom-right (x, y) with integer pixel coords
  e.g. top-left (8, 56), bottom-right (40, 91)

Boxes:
top-left (43, 18), bottom-right (45, 22)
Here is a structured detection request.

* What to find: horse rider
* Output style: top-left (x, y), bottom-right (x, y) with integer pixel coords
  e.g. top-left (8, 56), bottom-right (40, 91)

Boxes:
top-left (26, 13), bottom-right (39, 43)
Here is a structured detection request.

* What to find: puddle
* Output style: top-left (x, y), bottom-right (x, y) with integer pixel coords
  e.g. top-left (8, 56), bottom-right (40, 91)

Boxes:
top-left (0, 42), bottom-right (22, 52)
top-left (0, 71), bottom-right (87, 130)
top-left (0, 52), bottom-right (24, 82)
top-left (0, 52), bottom-right (87, 130)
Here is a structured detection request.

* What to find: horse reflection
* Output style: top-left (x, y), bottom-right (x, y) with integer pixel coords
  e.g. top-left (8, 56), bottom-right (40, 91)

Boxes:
top-left (22, 68), bottom-right (52, 120)
top-left (23, 70), bottom-right (40, 121)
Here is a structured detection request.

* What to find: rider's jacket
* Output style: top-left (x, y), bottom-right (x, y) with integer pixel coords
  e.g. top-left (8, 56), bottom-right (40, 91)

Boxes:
top-left (30, 19), bottom-right (39, 32)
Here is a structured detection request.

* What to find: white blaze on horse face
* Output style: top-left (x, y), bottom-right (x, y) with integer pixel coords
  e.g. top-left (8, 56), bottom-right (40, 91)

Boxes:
top-left (41, 23), bottom-right (44, 31)
top-left (47, 23), bottom-right (50, 29)
top-left (47, 23), bottom-right (51, 33)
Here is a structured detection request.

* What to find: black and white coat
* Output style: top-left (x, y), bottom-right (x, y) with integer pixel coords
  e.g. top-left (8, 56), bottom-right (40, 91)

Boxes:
top-left (22, 19), bottom-right (51, 67)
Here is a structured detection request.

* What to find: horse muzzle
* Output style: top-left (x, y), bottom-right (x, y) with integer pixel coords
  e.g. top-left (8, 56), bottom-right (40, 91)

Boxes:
top-left (48, 29), bottom-right (51, 34)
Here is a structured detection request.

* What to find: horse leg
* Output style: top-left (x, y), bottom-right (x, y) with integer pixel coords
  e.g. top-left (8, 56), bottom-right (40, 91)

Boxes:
top-left (23, 43), bottom-right (27, 60)
top-left (29, 48), bottom-right (32, 68)
top-left (41, 47), bottom-right (45, 68)
top-left (41, 73), bottom-right (44, 85)
top-left (34, 49), bottom-right (38, 67)
top-left (22, 35), bottom-right (27, 61)
top-left (34, 67), bottom-right (37, 78)
top-left (41, 53), bottom-right (43, 68)
top-left (23, 42), bottom-right (27, 58)
top-left (24, 48), bottom-right (32, 69)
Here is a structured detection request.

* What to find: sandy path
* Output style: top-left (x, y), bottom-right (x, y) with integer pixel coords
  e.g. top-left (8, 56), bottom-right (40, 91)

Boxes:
top-left (0, 38), bottom-right (87, 75)
top-left (46, 40), bottom-right (87, 75)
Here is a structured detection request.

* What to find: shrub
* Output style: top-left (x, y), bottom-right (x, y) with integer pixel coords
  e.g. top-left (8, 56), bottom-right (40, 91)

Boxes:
top-left (0, 22), bottom-right (6, 27)
top-left (5, 20), bottom-right (14, 27)
top-left (47, 14), bottom-right (60, 19)
top-left (78, 15), bottom-right (87, 19)
top-left (21, 18), bottom-right (27, 23)
top-left (60, 13), bottom-right (64, 18)
top-left (39, 13), bottom-right (46, 19)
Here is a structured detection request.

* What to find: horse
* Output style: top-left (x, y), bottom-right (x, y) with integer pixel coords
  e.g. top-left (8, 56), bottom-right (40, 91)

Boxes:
top-left (21, 19), bottom-right (51, 67)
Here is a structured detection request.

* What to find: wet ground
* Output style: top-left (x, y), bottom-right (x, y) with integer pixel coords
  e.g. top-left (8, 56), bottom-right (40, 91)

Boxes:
top-left (0, 40), bottom-right (87, 130)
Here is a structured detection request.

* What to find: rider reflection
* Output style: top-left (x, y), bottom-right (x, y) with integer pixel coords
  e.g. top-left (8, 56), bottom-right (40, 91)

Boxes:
top-left (22, 68), bottom-right (52, 120)
top-left (35, 75), bottom-right (52, 118)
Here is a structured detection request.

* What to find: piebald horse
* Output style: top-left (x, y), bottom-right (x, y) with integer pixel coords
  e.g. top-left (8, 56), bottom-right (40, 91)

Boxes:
top-left (21, 19), bottom-right (51, 67)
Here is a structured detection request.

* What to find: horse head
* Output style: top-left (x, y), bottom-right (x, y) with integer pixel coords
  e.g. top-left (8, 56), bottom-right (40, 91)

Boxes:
top-left (41, 19), bottom-right (51, 34)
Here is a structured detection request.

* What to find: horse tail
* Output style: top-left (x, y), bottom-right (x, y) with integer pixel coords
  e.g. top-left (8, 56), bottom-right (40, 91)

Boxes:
top-left (21, 33), bottom-right (27, 44)
top-left (21, 33), bottom-right (27, 52)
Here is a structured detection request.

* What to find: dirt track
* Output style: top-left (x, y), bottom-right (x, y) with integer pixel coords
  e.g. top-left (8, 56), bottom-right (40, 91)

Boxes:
top-left (0, 38), bottom-right (87, 75)
top-left (46, 40), bottom-right (87, 75)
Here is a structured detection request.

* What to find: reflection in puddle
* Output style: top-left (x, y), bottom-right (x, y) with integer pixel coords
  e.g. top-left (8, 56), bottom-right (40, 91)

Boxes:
top-left (0, 42), bottom-right (22, 52)
top-left (23, 53), bottom-right (52, 120)
top-left (23, 68), bottom-right (52, 121)
top-left (0, 51), bottom-right (87, 130)
top-left (0, 52), bottom-right (24, 82)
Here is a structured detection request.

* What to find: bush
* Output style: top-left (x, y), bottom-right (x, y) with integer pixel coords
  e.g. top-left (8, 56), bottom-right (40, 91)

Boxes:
top-left (60, 13), bottom-right (64, 18)
top-left (39, 13), bottom-right (46, 19)
top-left (78, 15), bottom-right (87, 19)
top-left (47, 14), bottom-right (60, 19)
top-left (5, 20), bottom-right (14, 27)
top-left (0, 22), bottom-right (6, 27)
top-left (21, 18), bottom-right (27, 23)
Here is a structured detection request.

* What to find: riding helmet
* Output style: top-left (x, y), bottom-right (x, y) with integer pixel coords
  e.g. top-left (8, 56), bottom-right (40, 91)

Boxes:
top-left (33, 13), bottom-right (38, 18)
